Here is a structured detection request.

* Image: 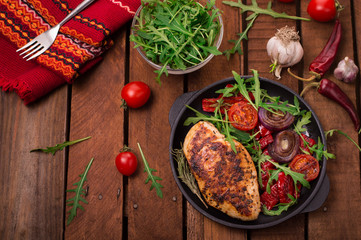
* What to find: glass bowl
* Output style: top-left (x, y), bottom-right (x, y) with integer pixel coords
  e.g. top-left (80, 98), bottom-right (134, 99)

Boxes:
top-left (130, 3), bottom-right (224, 75)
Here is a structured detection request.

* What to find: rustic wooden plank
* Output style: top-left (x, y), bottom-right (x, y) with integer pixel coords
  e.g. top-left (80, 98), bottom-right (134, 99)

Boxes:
top-left (64, 29), bottom-right (126, 239)
top-left (185, 0), bottom-right (246, 239)
top-left (300, 0), bottom-right (361, 238)
top-left (246, 1), bottom-right (305, 238)
top-left (126, 25), bottom-right (184, 240)
top-left (0, 86), bottom-right (67, 239)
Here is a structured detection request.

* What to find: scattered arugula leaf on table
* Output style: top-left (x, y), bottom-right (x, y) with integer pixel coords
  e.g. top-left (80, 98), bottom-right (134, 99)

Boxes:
top-left (326, 129), bottom-right (361, 152)
top-left (222, 0), bottom-right (310, 59)
top-left (137, 142), bottom-right (164, 198)
top-left (30, 136), bottom-right (91, 155)
top-left (66, 157), bottom-right (94, 225)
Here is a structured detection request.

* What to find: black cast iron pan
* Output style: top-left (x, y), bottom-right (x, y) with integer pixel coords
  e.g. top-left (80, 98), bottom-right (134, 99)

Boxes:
top-left (168, 76), bottom-right (330, 229)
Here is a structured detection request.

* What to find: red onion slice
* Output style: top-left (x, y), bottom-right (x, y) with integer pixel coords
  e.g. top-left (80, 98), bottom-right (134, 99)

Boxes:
top-left (258, 107), bottom-right (295, 131)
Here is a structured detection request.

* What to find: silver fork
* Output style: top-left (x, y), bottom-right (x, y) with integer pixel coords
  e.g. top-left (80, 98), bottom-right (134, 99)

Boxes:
top-left (17, 0), bottom-right (95, 61)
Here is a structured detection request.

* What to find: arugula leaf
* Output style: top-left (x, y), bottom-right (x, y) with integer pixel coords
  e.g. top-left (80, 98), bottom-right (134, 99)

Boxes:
top-left (309, 137), bottom-right (336, 161)
top-left (294, 111), bottom-right (312, 133)
top-left (266, 168), bottom-right (281, 194)
top-left (268, 160), bottom-right (310, 189)
top-left (184, 105), bottom-right (227, 126)
top-left (259, 100), bottom-right (294, 115)
top-left (197, 45), bottom-right (223, 56)
top-left (223, 14), bottom-right (258, 60)
top-left (326, 129), bottom-right (361, 152)
top-left (292, 96), bottom-right (306, 116)
top-left (252, 148), bottom-right (269, 186)
top-left (251, 69), bottom-right (261, 109)
top-left (232, 71), bottom-right (257, 110)
top-left (66, 157), bottom-right (94, 225)
top-left (30, 136), bottom-right (91, 155)
top-left (228, 125), bottom-right (251, 143)
top-left (215, 84), bottom-right (238, 97)
top-left (222, 0), bottom-right (310, 20)
top-left (223, 109), bottom-right (237, 153)
top-left (137, 142), bottom-right (164, 198)
top-left (262, 194), bottom-right (297, 216)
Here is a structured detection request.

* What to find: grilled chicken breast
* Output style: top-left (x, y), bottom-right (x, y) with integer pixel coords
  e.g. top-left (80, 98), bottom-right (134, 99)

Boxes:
top-left (183, 121), bottom-right (260, 221)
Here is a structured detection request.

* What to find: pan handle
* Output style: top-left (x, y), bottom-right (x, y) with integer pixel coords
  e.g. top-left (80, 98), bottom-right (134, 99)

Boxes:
top-left (301, 174), bottom-right (330, 213)
top-left (169, 91), bottom-right (199, 129)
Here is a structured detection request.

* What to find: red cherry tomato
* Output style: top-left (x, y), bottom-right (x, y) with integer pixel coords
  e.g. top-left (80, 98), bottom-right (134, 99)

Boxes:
top-left (307, 0), bottom-right (337, 22)
top-left (278, 0), bottom-right (294, 3)
top-left (289, 154), bottom-right (320, 181)
top-left (115, 151), bottom-right (138, 176)
top-left (228, 101), bottom-right (258, 131)
top-left (121, 81), bottom-right (151, 108)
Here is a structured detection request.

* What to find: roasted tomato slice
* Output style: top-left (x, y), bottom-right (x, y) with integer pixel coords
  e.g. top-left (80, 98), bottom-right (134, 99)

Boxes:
top-left (228, 101), bottom-right (258, 131)
top-left (289, 154), bottom-right (320, 182)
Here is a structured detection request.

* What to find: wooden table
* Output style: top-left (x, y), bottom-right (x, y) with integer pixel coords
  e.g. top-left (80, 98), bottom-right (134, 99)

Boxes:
top-left (1, 0), bottom-right (361, 239)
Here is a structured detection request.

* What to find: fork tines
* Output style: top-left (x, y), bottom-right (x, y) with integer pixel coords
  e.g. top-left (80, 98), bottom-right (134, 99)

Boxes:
top-left (16, 40), bottom-right (47, 61)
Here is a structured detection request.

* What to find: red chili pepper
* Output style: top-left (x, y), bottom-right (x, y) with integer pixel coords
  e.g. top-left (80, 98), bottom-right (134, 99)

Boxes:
top-left (277, 172), bottom-right (295, 203)
top-left (260, 184), bottom-right (279, 210)
top-left (259, 134), bottom-right (274, 150)
top-left (261, 160), bottom-right (275, 171)
top-left (288, 20), bottom-right (342, 81)
top-left (260, 161), bottom-right (276, 191)
top-left (201, 96), bottom-right (246, 113)
top-left (255, 123), bottom-right (273, 140)
top-left (201, 88), bottom-right (255, 113)
top-left (263, 148), bottom-right (270, 156)
top-left (301, 78), bottom-right (360, 131)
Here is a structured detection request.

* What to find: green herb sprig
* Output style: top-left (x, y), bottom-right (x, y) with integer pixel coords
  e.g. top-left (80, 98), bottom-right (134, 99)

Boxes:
top-left (172, 147), bottom-right (208, 208)
top-left (326, 129), bottom-right (361, 152)
top-left (130, 0), bottom-right (222, 83)
top-left (294, 111), bottom-right (312, 133)
top-left (66, 157), bottom-right (94, 225)
top-left (310, 137), bottom-right (336, 161)
top-left (262, 194), bottom-right (297, 216)
top-left (293, 112), bottom-right (335, 161)
top-left (268, 160), bottom-right (310, 190)
top-left (137, 142), bottom-right (164, 198)
top-left (30, 136), bottom-right (91, 155)
top-left (222, 0), bottom-right (310, 59)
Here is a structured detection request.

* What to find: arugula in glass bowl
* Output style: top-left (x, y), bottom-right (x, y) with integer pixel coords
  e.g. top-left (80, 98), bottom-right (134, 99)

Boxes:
top-left (130, 0), bottom-right (223, 83)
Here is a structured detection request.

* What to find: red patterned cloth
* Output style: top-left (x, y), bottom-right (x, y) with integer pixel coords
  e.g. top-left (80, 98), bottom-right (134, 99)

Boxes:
top-left (0, 0), bottom-right (140, 104)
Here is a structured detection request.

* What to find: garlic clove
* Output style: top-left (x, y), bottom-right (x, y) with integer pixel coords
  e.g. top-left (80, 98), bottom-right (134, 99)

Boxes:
top-left (333, 57), bottom-right (359, 83)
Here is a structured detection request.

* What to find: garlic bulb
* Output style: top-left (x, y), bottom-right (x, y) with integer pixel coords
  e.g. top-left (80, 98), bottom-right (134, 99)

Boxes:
top-left (267, 26), bottom-right (304, 79)
top-left (333, 57), bottom-right (359, 83)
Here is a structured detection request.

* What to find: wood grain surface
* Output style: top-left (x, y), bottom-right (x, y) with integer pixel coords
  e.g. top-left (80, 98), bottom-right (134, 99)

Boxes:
top-left (1, 0), bottom-right (361, 239)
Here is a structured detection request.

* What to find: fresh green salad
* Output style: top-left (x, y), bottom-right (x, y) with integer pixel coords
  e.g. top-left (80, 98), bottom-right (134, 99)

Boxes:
top-left (130, 0), bottom-right (222, 83)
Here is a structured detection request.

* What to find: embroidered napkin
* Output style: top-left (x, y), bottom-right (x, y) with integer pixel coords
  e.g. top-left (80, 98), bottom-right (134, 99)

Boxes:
top-left (0, 0), bottom-right (140, 104)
